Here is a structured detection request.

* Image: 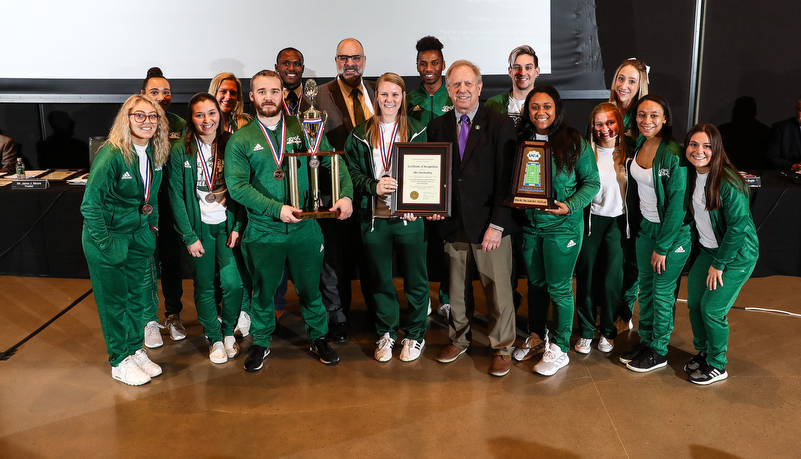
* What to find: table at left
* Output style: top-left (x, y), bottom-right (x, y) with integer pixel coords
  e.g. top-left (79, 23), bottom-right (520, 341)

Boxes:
top-left (0, 182), bottom-right (89, 277)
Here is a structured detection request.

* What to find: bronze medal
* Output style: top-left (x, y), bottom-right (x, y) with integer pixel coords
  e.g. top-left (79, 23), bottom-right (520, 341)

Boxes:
top-left (205, 193), bottom-right (216, 203)
top-left (141, 203), bottom-right (153, 215)
top-left (274, 169), bottom-right (285, 180)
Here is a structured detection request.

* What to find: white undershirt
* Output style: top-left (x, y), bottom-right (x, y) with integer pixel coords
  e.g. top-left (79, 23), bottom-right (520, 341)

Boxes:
top-left (134, 144), bottom-right (148, 189)
top-left (693, 172), bottom-right (718, 249)
top-left (592, 146), bottom-right (624, 217)
top-left (196, 141), bottom-right (226, 225)
top-left (372, 121), bottom-right (398, 217)
top-left (508, 97), bottom-right (525, 117)
top-left (631, 153), bottom-right (660, 223)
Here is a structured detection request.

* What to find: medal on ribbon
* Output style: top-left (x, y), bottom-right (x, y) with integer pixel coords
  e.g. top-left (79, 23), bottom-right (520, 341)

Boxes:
top-left (196, 136), bottom-right (218, 203)
top-left (141, 153), bottom-right (153, 215)
top-left (379, 121), bottom-right (399, 175)
top-left (258, 116), bottom-right (286, 179)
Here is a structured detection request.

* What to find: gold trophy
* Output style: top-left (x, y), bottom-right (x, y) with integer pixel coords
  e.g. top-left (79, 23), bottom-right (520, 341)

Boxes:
top-left (288, 79), bottom-right (341, 218)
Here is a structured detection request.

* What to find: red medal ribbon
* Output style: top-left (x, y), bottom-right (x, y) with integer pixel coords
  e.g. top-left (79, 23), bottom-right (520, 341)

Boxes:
top-left (378, 121), bottom-right (399, 174)
top-left (257, 115), bottom-right (286, 169)
top-left (196, 136), bottom-right (217, 194)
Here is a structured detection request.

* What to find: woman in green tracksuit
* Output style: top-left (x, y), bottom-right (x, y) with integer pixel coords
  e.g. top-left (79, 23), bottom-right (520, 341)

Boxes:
top-left (684, 123), bottom-right (758, 385)
top-left (345, 73), bottom-right (430, 363)
top-left (168, 93), bottom-right (247, 364)
top-left (608, 58), bottom-right (650, 331)
top-left (81, 94), bottom-right (170, 386)
top-left (620, 94), bottom-right (692, 373)
top-left (574, 103), bottom-right (628, 355)
top-left (515, 85), bottom-right (600, 377)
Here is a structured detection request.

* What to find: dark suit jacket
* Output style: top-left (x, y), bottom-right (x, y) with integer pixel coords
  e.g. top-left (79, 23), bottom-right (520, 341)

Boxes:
top-left (316, 78), bottom-right (377, 151)
top-left (427, 105), bottom-right (519, 244)
top-left (765, 116), bottom-right (801, 170)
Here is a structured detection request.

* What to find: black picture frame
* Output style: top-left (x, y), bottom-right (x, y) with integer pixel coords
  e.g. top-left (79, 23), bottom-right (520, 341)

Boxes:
top-left (390, 142), bottom-right (452, 217)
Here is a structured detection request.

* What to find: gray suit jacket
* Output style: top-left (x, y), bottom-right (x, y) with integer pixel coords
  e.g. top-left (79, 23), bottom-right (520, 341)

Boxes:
top-left (316, 78), bottom-right (376, 151)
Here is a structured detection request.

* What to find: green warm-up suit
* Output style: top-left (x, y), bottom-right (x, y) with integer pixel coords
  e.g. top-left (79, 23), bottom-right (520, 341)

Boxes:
top-left (626, 137), bottom-right (692, 356)
top-left (167, 132), bottom-right (247, 344)
top-left (523, 138), bottom-right (600, 353)
top-left (687, 170), bottom-right (758, 370)
top-left (81, 143), bottom-right (162, 366)
top-left (344, 119), bottom-right (429, 341)
top-left (225, 116), bottom-right (353, 348)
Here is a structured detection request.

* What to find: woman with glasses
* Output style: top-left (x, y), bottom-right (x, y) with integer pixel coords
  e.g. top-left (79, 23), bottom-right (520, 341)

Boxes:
top-left (167, 93), bottom-right (246, 364)
top-left (684, 123), bottom-right (758, 385)
top-left (81, 94), bottom-right (170, 385)
top-left (344, 73), bottom-right (429, 363)
top-left (209, 73), bottom-right (252, 133)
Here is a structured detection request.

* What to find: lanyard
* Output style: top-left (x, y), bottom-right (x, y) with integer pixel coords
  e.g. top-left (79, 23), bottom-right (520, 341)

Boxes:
top-left (378, 121), bottom-right (399, 173)
top-left (195, 136), bottom-right (217, 191)
top-left (257, 115), bottom-right (286, 168)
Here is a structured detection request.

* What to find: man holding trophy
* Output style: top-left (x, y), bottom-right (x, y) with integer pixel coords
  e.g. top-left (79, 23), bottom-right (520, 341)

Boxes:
top-left (225, 70), bottom-right (353, 372)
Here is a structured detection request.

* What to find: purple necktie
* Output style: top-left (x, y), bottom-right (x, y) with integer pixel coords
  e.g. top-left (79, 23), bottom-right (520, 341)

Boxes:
top-left (458, 114), bottom-right (470, 159)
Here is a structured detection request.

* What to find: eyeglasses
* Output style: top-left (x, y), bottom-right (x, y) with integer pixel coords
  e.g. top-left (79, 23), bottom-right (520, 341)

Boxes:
top-left (336, 54), bottom-right (363, 63)
top-left (129, 112), bottom-right (160, 123)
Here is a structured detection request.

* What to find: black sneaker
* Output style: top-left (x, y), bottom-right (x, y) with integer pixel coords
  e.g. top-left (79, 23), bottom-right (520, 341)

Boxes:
top-left (244, 345), bottom-right (270, 372)
top-left (311, 337), bottom-right (340, 365)
top-left (619, 342), bottom-right (648, 364)
top-left (688, 364), bottom-right (728, 385)
top-left (626, 347), bottom-right (667, 372)
top-left (327, 322), bottom-right (348, 344)
top-left (683, 351), bottom-right (708, 374)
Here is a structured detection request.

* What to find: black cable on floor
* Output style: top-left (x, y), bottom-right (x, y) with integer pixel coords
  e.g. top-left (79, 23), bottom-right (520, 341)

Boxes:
top-left (0, 190), bottom-right (67, 260)
top-left (0, 288), bottom-right (93, 361)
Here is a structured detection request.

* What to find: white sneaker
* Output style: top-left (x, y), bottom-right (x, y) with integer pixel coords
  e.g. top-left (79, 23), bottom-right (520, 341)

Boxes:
top-left (112, 355), bottom-right (151, 386)
top-left (223, 335), bottom-right (239, 358)
top-left (598, 336), bottom-right (614, 353)
top-left (399, 338), bottom-right (425, 362)
top-left (533, 343), bottom-right (570, 376)
top-left (375, 333), bottom-right (395, 362)
top-left (512, 333), bottom-right (549, 362)
top-left (165, 314), bottom-right (186, 341)
top-left (132, 348), bottom-right (162, 377)
top-left (574, 338), bottom-right (592, 355)
top-left (235, 311), bottom-right (251, 337)
top-left (144, 321), bottom-right (164, 348)
top-left (209, 341), bottom-right (228, 364)
top-left (437, 303), bottom-right (451, 319)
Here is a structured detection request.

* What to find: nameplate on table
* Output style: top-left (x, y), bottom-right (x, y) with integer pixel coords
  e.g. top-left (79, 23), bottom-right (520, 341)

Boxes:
top-left (12, 178), bottom-right (50, 189)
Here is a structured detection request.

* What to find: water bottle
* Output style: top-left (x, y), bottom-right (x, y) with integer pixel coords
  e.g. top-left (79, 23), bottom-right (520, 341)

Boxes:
top-left (16, 158), bottom-right (25, 179)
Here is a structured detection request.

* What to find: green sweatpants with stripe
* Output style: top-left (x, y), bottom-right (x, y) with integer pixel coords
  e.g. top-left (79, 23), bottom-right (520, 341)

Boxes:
top-left (687, 247), bottom-right (755, 369)
top-left (635, 219), bottom-right (691, 356)
top-left (361, 218), bottom-right (429, 341)
top-left (575, 214), bottom-right (625, 339)
top-left (241, 221), bottom-right (328, 348)
top-left (83, 227), bottom-right (157, 366)
top-left (185, 221), bottom-right (244, 343)
top-left (522, 222), bottom-right (583, 353)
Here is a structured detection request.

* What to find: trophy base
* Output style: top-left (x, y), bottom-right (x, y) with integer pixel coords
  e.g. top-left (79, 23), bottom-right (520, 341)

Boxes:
top-left (293, 209), bottom-right (341, 219)
top-left (504, 196), bottom-right (556, 210)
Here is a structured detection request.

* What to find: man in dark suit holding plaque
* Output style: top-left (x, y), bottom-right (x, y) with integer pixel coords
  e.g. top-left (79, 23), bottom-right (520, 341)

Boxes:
top-left (427, 60), bottom-right (519, 377)
top-left (313, 38), bottom-right (377, 343)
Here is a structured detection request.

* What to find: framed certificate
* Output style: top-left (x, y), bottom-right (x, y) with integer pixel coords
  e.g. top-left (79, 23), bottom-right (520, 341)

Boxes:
top-left (505, 140), bottom-right (555, 209)
top-left (390, 142), bottom-right (452, 217)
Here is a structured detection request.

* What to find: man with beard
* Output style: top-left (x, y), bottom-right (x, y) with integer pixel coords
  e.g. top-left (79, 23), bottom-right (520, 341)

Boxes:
top-left (314, 38), bottom-right (377, 344)
top-left (225, 70), bottom-right (354, 371)
top-left (406, 36), bottom-right (452, 126)
top-left (276, 47), bottom-right (310, 117)
top-left (485, 45), bottom-right (540, 129)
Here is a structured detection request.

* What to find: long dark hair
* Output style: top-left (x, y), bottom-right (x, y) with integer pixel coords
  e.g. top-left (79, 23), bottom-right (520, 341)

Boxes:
top-left (183, 92), bottom-right (224, 156)
top-left (685, 123), bottom-right (748, 211)
top-left (633, 94), bottom-right (674, 144)
top-left (519, 85), bottom-right (582, 172)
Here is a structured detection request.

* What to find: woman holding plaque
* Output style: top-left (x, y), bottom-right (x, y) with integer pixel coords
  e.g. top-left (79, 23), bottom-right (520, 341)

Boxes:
top-left (344, 73), bottom-right (430, 363)
top-left (574, 103), bottom-right (628, 355)
top-left (80, 94), bottom-right (170, 385)
top-left (515, 85), bottom-right (599, 376)
top-left (684, 123), bottom-right (757, 385)
top-left (167, 92), bottom-right (247, 364)
top-left (618, 94), bottom-right (691, 373)
top-left (209, 73), bottom-right (253, 133)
